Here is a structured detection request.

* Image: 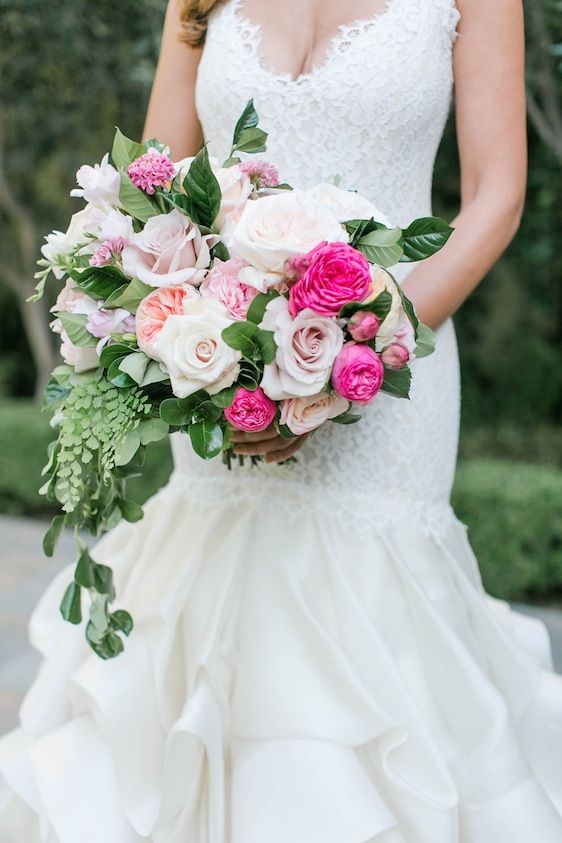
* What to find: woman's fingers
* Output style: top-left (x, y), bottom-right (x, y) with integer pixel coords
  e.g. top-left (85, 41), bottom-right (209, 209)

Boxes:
top-left (233, 434), bottom-right (293, 456)
top-left (229, 424), bottom-right (278, 443)
top-left (265, 433), bottom-right (309, 463)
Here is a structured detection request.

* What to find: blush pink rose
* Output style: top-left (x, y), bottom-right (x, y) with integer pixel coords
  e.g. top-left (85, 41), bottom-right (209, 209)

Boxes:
top-left (224, 387), bottom-right (277, 433)
top-left (381, 343), bottom-right (410, 370)
top-left (279, 391), bottom-right (349, 436)
top-left (199, 258), bottom-right (259, 320)
top-left (348, 310), bottom-right (382, 342)
top-left (331, 342), bottom-right (384, 405)
top-left (289, 242), bottom-right (372, 317)
top-left (136, 285), bottom-right (199, 352)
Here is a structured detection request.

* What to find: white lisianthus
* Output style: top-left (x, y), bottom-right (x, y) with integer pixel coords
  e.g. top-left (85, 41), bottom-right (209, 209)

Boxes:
top-left (70, 153), bottom-right (121, 209)
top-left (226, 190), bottom-right (347, 282)
top-left (260, 296), bottom-right (344, 400)
top-left (93, 208), bottom-right (135, 245)
top-left (150, 297), bottom-right (242, 398)
top-left (306, 182), bottom-right (393, 228)
top-left (122, 210), bottom-right (217, 288)
top-left (40, 206), bottom-right (104, 278)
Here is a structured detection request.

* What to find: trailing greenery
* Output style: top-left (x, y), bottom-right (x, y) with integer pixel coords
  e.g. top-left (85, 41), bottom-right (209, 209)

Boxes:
top-left (1, 401), bottom-right (561, 605)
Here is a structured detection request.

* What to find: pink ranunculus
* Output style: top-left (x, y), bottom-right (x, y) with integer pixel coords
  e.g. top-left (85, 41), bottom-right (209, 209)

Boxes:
top-left (289, 242), bottom-right (372, 317)
top-left (199, 257), bottom-right (259, 320)
top-left (136, 285), bottom-right (199, 352)
top-left (122, 210), bottom-right (218, 288)
top-left (348, 310), bottom-right (382, 342)
top-left (127, 148), bottom-right (175, 195)
top-left (331, 342), bottom-right (385, 405)
top-left (224, 386), bottom-right (277, 433)
top-left (381, 343), bottom-right (410, 370)
top-left (280, 391), bottom-right (349, 436)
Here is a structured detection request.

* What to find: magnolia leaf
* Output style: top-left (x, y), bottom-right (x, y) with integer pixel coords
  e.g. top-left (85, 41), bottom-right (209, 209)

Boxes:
top-left (232, 98), bottom-right (259, 147)
top-left (233, 127), bottom-right (268, 154)
top-left (400, 217), bottom-right (454, 262)
top-left (182, 146), bottom-right (222, 229)
top-left (380, 365), bottom-right (412, 399)
top-left (107, 277), bottom-right (153, 313)
top-left (354, 227), bottom-right (404, 267)
top-left (111, 128), bottom-right (146, 169)
top-left (72, 265), bottom-right (129, 300)
top-left (56, 312), bottom-right (97, 347)
top-left (119, 172), bottom-right (159, 223)
top-left (414, 323), bottom-right (436, 359)
top-left (118, 352), bottom-right (149, 384)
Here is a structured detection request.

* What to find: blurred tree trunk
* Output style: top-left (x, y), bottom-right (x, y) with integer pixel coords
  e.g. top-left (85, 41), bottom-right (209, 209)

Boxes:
top-left (525, 0), bottom-right (562, 166)
top-left (0, 105), bottom-right (56, 399)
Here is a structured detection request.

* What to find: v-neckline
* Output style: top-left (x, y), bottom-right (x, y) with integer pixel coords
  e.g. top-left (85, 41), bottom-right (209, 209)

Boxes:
top-left (230, 0), bottom-right (399, 85)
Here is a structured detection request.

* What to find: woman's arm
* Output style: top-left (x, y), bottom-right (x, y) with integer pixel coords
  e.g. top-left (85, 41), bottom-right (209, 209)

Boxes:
top-left (401, 0), bottom-right (527, 329)
top-left (143, 0), bottom-right (204, 158)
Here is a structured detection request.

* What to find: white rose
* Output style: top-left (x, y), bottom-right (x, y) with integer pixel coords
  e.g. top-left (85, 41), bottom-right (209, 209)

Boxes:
top-left (226, 190), bottom-right (347, 281)
top-left (174, 156), bottom-right (252, 230)
top-left (70, 153), bottom-right (121, 209)
top-left (260, 297), bottom-right (344, 400)
top-left (280, 392), bottom-right (349, 435)
top-left (122, 210), bottom-right (217, 288)
top-left (59, 330), bottom-right (99, 373)
top-left (368, 265), bottom-right (405, 348)
top-left (306, 183), bottom-right (393, 227)
top-left (150, 297), bottom-right (242, 398)
top-left (41, 206), bottom-right (103, 278)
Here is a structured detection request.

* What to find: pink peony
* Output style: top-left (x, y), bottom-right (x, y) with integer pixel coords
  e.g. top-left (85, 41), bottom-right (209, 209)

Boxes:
top-left (289, 242), bottom-right (372, 317)
top-left (199, 258), bottom-right (259, 320)
top-left (348, 310), bottom-right (382, 342)
top-left (127, 148), bottom-right (175, 195)
top-left (280, 391), bottom-right (349, 436)
top-left (331, 342), bottom-right (384, 405)
top-left (136, 285), bottom-right (199, 352)
top-left (238, 159), bottom-right (280, 189)
top-left (89, 236), bottom-right (129, 267)
top-left (381, 343), bottom-right (410, 370)
top-left (224, 387), bottom-right (277, 433)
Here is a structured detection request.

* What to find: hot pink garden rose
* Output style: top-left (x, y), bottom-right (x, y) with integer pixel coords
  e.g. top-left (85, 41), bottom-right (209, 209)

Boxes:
top-left (224, 387), bottom-right (277, 433)
top-left (348, 310), bottom-right (382, 342)
top-left (289, 242), bottom-right (372, 317)
top-left (331, 342), bottom-right (385, 405)
top-left (280, 391), bottom-right (349, 436)
top-left (136, 285), bottom-right (199, 352)
top-left (199, 258), bottom-right (259, 320)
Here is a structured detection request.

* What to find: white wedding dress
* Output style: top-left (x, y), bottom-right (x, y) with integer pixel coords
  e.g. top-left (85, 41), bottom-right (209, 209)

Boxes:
top-left (1, 0), bottom-right (561, 840)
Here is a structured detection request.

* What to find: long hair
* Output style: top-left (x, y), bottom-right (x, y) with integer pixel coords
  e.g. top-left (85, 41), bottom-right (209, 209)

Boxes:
top-left (179, 0), bottom-right (223, 47)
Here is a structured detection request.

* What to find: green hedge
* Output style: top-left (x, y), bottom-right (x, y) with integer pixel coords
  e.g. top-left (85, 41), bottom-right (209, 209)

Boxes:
top-left (1, 401), bottom-right (561, 603)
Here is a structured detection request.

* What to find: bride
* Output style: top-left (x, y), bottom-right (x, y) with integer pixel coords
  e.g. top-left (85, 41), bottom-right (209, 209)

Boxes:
top-left (1, 0), bottom-right (561, 840)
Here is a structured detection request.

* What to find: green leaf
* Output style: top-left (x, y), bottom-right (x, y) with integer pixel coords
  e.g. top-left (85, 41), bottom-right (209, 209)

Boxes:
top-left (72, 265), bottom-right (129, 300)
top-left (107, 277), bottom-right (153, 313)
top-left (246, 290), bottom-right (280, 324)
top-left (56, 312), bottom-right (97, 347)
top-left (110, 610), bottom-right (134, 636)
top-left (222, 321), bottom-right (258, 356)
top-left (93, 563), bottom-right (115, 597)
top-left (211, 240), bottom-right (230, 262)
top-left (344, 217), bottom-right (388, 246)
top-left (238, 359), bottom-right (261, 390)
top-left (99, 343), bottom-right (135, 369)
top-left (189, 420), bottom-right (224, 459)
top-left (380, 365), bottom-right (412, 399)
top-left (400, 217), bottom-right (453, 262)
top-left (118, 498), bottom-right (144, 522)
top-left (118, 352), bottom-right (149, 384)
top-left (233, 127), bottom-right (268, 154)
top-left (87, 626), bottom-right (124, 660)
top-left (331, 411), bottom-right (362, 425)
top-left (60, 582), bottom-right (82, 624)
top-left (114, 428), bottom-right (141, 465)
top-left (119, 172), bottom-right (159, 223)
top-left (141, 360), bottom-right (167, 386)
top-left (232, 98), bottom-right (259, 147)
top-left (414, 322), bottom-right (436, 359)
top-left (138, 417), bottom-right (169, 445)
top-left (43, 377), bottom-right (71, 410)
top-left (160, 397), bottom-right (196, 426)
top-left (107, 357), bottom-right (135, 387)
top-left (339, 290), bottom-right (393, 322)
top-left (255, 329), bottom-right (277, 365)
top-left (111, 127), bottom-right (146, 169)
top-left (210, 384), bottom-right (240, 408)
top-left (354, 227), bottom-right (404, 267)
top-left (42, 514), bottom-right (66, 557)
top-left (396, 284), bottom-right (420, 338)
top-left (182, 145), bottom-right (222, 229)
top-left (75, 548), bottom-right (96, 588)
top-left (277, 423), bottom-right (296, 440)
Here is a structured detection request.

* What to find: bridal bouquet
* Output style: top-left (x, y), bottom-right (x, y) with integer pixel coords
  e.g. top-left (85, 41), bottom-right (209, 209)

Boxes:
top-left (33, 100), bottom-right (452, 658)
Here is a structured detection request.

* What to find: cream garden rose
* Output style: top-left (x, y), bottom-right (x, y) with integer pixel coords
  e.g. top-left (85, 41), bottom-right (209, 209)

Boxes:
top-left (226, 190), bottom-right (347, 286)
top-left (368, 265), bottom-right (406, 347)
top-left (306, 182), bottom-right (392, 228)
top-left (150, 297), bottom-right (242, 398)
top-left (122, 209), bottom-right (217, 287)
top-left (280, 391), bottom-right (349, 435)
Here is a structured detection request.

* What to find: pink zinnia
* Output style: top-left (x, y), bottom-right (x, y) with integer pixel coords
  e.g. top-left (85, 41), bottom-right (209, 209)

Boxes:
top-left (127, 149), bottom-right (175, 195)
top-left (238, 159), bottom-right (280, 189)
top-left (90, 236), bottom-right (129, 267)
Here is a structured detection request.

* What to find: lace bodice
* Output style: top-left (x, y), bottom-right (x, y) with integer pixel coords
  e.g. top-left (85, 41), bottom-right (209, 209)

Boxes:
top-left (170, 0), bottom-right (463, 538)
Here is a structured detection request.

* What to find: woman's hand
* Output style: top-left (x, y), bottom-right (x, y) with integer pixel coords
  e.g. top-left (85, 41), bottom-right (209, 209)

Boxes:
top-left (230, 425), bottom-right (309, 463)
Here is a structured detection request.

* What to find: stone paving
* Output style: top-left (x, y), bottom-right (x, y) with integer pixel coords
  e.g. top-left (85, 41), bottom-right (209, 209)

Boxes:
top-left (1, 514), bottom-right (562, 735)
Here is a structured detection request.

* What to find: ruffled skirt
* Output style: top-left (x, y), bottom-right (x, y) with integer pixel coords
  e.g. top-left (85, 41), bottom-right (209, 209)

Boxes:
top-left (1, 473), bottom-right (561, 842)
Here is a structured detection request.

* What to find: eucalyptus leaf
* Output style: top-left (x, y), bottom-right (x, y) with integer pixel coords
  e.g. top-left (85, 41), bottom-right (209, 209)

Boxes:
top-left (60, 582), bottom-right (82, 624)
top-left (42, 514), bottom-right (66, 557)
top-left (93, 563), bottom-right (115, 597)
top-left (255, 329), bottom-right (277, 365)
top-left (222, 321), bottom-right (258, 356)
top-left (74, 548), bottom-right (95, 588)
top-left (138, 417), bottom-right (169, 445)
top-left (141, 360), bottom-right (167, 386)
top-left (107, 357), bottom-right (136, 387)
top-left (246, 290), bottom-right (280, 324)
top-left (331, 411), bottom-right (362, 425)
top-left (118, 498), bottom-right (144, 523)
top-left (110, 610), bottom-right (134, 637)
top-left (189, 420), bottom-right (224, 459)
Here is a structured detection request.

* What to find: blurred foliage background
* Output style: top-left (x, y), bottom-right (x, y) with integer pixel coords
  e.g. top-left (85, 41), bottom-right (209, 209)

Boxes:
top-left (0, 0), bottom-right (561, 601)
